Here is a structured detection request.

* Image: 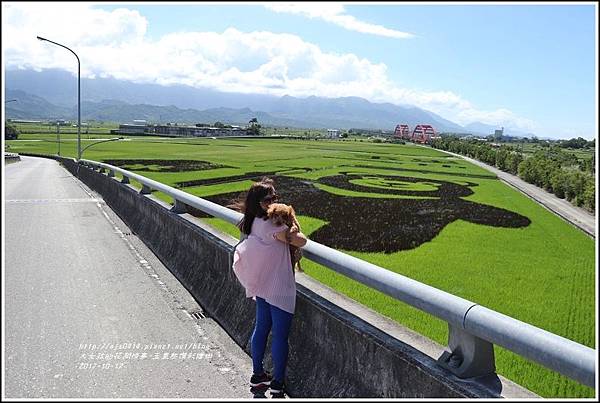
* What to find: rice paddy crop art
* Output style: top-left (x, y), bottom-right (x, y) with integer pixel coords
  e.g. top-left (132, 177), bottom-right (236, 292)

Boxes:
top-left (102, 159), bottom-right (231, 172)
top-left (196, 173), bottom-right (531, 253)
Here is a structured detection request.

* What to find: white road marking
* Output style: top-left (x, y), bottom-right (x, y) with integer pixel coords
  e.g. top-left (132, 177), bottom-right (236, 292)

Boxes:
top-left (6, 198), bottom-right (103, 203)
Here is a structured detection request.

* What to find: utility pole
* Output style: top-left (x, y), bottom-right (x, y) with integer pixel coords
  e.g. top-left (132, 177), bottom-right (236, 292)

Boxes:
top-left (56, 121), bottom-right (60, 156)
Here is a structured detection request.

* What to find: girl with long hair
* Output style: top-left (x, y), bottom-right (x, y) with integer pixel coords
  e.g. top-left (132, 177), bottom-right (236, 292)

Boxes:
top-left (232, 177), bottom-right (307, 398)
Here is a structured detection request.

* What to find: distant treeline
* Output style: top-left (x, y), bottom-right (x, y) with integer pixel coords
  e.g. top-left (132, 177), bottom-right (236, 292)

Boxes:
top-left (431, 136), bottom-right (595, 212)
top-left (5, 122), bottom-right (19, 140)
top-left (557, 136), bottom-right (595, 149)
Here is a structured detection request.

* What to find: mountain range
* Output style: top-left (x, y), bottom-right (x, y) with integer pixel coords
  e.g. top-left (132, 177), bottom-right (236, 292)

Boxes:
top-left (5, 69), bottom-right (529, 136)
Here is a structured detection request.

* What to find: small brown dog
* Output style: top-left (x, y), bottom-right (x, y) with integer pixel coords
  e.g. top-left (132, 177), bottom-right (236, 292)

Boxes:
top-left (266, 203), bottom-right (304, 272)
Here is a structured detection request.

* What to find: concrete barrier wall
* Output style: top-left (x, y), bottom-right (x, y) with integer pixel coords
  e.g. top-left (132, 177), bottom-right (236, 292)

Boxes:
top-left (55, 157), bottom-right (507, 398)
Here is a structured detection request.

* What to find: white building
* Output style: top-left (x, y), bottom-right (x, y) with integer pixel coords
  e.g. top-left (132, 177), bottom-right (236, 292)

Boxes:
top-left (327, 129), bottom-right (339, 138)
top-left (8, 119), bottom-right (42, 124)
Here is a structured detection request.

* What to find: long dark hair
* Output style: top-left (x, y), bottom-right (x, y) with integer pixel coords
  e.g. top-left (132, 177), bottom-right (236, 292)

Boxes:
top-left (232, 177), bottom-right (277, 235)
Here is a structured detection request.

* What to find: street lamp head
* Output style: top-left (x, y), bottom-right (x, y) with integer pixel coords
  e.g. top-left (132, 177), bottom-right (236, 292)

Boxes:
top-left (80, 136), bottom-right (125, 157)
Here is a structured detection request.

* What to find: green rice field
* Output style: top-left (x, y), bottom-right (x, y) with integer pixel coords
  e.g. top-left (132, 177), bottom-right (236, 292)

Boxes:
top-left (6, 134), bottom-right (596, 398)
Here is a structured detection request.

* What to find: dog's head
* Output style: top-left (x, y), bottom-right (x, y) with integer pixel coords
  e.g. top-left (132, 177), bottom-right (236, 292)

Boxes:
top-left (267, 203), bottom-right (296, 227)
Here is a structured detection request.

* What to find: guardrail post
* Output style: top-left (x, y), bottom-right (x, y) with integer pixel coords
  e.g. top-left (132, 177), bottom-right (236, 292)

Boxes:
top-left (170, 199), bottom-right (188, 214)
top-left (121, 175), bottom-right (130, 184)
top-left (438, 324), bottom-right (496, 378)
top-left (108, 169), bottom-right (115, 178)
top-left (140, 184), bottom-right (152, 195)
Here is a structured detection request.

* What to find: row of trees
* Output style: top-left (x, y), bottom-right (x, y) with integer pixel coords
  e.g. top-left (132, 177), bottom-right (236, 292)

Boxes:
top-left (431, 137), bottom-right (595, 212)
top-left (518, 153), bottom-right (594, 207)
top-left (247, 117), bottom-right (261, 135)
top-left (193, 118), bottom-right (261, 135)
top-left (558, 137), bottom-right (595, 149)
top-left (5, 121), bottom-right (20, 140)
top-left (195, 121), bottom-right (234, 129)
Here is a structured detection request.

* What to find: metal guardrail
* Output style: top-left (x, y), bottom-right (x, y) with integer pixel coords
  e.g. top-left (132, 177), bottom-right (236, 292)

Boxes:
top-left (79, 158), bottom-right (596, 388)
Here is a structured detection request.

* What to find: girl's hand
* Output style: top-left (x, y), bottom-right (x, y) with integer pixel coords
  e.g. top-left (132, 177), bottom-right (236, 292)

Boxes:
top-left (275, 228), bottom-right (307, 247)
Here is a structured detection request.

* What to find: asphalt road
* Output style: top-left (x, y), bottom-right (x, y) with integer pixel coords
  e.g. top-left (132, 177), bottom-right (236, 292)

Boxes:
top-left (3, 156), bottom-right (253, 398)
top-left (435, 149), bottom-right (596, 238)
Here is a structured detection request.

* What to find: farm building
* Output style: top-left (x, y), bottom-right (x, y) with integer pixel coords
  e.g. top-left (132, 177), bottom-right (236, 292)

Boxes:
top-left (111, 124), bottom-right (151, 135)
top-left (111, 123), bottom-right (249, 137)
top-left (153, 125), bottom-right (248, 137)
top-left (8, 119), bottom-right (43, 124)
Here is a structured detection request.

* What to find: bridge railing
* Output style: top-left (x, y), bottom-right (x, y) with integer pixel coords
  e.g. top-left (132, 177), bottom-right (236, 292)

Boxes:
top-left (4, 152), bottom-right (21, 160)
top-left (78, 158), bottom-right (596, 389)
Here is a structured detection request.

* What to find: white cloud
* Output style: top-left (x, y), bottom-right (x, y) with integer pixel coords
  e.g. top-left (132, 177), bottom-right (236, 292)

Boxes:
top-left (2, 3), bottom-right (536, 132)
top-left (264, 3), bottom-right (414, 39)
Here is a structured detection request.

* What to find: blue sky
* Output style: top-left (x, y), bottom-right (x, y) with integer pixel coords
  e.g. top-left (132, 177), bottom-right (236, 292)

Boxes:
top-left (4, 2), bottom-right (597, 139)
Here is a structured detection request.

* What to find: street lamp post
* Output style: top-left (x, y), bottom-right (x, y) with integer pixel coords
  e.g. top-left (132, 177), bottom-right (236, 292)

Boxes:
top-left (56, 122), bottom-right (60, 156)
top-left (37, 36), bottom-right (81, 160)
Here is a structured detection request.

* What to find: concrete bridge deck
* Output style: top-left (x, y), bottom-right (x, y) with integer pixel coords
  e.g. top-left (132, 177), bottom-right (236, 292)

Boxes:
top-left (4, 156), bottom-right (252, 398)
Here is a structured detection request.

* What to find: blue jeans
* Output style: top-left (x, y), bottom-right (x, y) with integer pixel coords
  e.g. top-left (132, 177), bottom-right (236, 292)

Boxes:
top-left (251, 297), bottom-right (294, 383)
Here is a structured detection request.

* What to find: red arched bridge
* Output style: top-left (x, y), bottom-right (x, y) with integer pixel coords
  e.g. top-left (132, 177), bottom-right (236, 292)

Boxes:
top-left (394, 124), bottom-right (437, 144)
